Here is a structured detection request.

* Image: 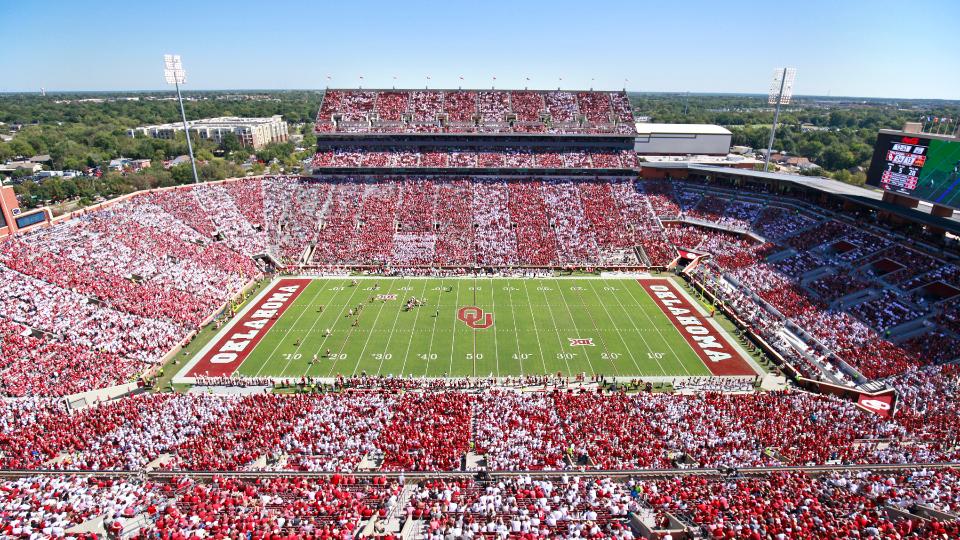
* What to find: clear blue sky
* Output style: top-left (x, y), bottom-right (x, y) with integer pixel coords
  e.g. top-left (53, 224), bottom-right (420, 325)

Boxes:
top-left (1, 0), bottom-right (958, 99)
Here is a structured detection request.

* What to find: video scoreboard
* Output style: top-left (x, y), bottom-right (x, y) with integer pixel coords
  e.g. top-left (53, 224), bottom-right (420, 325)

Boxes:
top-left (867, 131), bottom-right (960, 210)
top-left (875, 135), bottom-right (927, 192)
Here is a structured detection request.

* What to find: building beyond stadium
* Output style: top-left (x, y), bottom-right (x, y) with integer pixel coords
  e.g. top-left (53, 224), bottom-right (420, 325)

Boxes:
top-left (128, 115), bottom-right (289, 149)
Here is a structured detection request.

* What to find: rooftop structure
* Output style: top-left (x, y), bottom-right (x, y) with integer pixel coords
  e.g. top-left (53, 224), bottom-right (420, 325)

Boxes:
top-left (634, 123), bottom-right (732, 156)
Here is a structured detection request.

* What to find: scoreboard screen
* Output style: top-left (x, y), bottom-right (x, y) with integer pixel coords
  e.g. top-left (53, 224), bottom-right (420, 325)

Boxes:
top-left (868, 132), bottom-right (960, 210)
top-left (13, 210), bottom-right (47, 230)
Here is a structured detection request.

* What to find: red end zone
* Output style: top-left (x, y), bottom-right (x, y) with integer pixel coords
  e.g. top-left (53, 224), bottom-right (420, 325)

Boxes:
top-left (638, 279), bottom-right (755, 376)
top-left (186, 278), bottom-right (311, 377)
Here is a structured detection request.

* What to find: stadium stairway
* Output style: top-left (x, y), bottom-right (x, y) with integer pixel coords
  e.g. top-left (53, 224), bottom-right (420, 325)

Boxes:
top-left (374, 482), bottom-right (414, 537)
top-left (628, 507), bottom-right (688, 540)
top-left (893, 318), bottom-right (944, 343)
top-left (799, 265), bottom-right (833, 284)
top-left (764, 247), bottom-right (798, 264)
top-left (833, 288), bottom-right (879, 310)
top-left (144, 453), bottom-right (173, 471)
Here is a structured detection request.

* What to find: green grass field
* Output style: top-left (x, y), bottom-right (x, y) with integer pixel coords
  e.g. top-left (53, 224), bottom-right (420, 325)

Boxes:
top-left (232, 277), bottom-right (727, 378)
top-left (922, 139), bottom-right (960, 208)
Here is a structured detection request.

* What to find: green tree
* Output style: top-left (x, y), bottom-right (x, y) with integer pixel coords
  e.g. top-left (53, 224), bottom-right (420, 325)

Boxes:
top-left (219, 132), bottom-right (242, 153)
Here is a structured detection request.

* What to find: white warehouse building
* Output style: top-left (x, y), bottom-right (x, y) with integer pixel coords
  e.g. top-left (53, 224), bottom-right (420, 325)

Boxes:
top-left (128, 115), bottom-right (289, 149)
top-left (634, 123), bottom-right (732, 156)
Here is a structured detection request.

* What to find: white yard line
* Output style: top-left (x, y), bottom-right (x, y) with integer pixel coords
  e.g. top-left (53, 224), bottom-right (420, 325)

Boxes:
top-left (447, 280), bottom-right (463, 376)
top-left (554, 281), bottom-right (600, 376)
top-left (504, 280), bottom-right (525, 377)
top-left (253, 280), bottom-right (328, 377)
top-left (351, 280), bottom-right (403, 376)
top-left (397, 280), bottom-right (430, 377)
top-left (314, 280), bottom-right (368, 376)
top-left (472, 277), bottom-right (478, 377)
top-left (422, 282), bottom-right (445, 376)
top-left (520, 280), bottom-right (550, 374)
top-left (534, 282), bottom-right (574, 375)
top-left (489, 278), bottom-right (501, 377)
top-left (623, 279), bottom-right (694, 376)
top-left (585, 279), bottom-right (645, 375)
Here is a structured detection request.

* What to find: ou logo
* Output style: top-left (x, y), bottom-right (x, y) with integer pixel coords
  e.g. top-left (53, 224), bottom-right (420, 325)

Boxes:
top-left (458, 306), bottom-right (494, 329)
top-left (860, 399), bottom-right (891, 411)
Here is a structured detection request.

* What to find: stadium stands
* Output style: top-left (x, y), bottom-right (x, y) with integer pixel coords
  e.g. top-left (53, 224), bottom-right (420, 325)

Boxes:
top-left (311, 148), bottom-right (637, 170)
top-left (5, 80), bottom-right (960, 538)
top-left (314, 89), bottom-right (636, 135)
top-left (0, 387), bottom-right (949, 473)
top-left (4, 470), bottom-right (958, 538)
top-left (3, 174), bottom-right (960, 396)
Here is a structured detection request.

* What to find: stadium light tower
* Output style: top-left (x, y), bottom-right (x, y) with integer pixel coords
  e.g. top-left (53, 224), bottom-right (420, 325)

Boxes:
top-left (763, 67), bottom-right (797, 172)
top-left (163, 54), bottom-right (199, 184)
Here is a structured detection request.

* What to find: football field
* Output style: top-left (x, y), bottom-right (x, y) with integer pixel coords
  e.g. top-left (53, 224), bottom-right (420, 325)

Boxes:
top-left (183, 276), bottom-right (758, 380)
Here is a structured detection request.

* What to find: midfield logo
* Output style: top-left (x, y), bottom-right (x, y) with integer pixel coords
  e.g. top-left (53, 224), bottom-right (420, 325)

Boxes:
top-left (458, 306), bottom-right (494, 329)
top-left (568, 338), bottom-right (595, 346)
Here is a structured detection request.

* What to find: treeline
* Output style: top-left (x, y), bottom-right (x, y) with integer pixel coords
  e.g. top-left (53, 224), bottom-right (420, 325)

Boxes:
top-left (0, 91), bottom-right (321, 171)
top-left (0, 91), bottom-right (322, 208)
top-left (630, 93), bottom-right (960, 184)
top-left (0, 91), bottom-right (322, 126)
top-left (15, 159), bottom-right (248, 209)
top-left (12, 135), bottom-right (315, 210)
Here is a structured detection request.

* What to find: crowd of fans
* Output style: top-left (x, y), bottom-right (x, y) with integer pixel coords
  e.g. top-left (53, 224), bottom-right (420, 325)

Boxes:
top-left (2, 77), bottom-right (959, 536)
top-left (314, 89), bottom-right (635, 134)
top-left (0, 319), bottom-right (140, 397)
top-left (3, 470), bottom-right (958, 539)
top-left (2, 174), bottom-right (958, 400)
top-left (4, 174), bottom-right (958, 398)
top-left (2, 386), bottom-right (954, 474)
top-left (312, 147), bottom-right (637, 170)
top-left (0, 179), bottom-right (266, 397)
top-left (658, 182), bottom-right (958, 382)
top-left (645, 471), bottom-right (960, 539)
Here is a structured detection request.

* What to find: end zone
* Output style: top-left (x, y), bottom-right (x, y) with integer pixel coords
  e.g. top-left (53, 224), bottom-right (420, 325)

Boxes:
top-left (177, 278), bottom-right (311, 380)
top-left (638, 278), bottom-right (756, 376)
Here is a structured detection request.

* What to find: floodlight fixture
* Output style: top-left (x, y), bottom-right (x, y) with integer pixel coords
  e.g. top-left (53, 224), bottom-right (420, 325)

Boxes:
top-left (163, 54), bottom-right (199, 184)
top-left (768, 67), bottom-right (797, 105)
top-left (163, 54), bottom-right (187, 85)
top-left (764, 67), bottom-right (798, 172)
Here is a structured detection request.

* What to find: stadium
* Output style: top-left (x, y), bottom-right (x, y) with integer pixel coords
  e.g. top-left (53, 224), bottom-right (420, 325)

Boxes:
top-left (1, 86), bottom-right (959, 540)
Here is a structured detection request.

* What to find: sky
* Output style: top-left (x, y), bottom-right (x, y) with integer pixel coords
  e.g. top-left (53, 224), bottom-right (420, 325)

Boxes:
top-left (1, 0), bottom-right (958, 99)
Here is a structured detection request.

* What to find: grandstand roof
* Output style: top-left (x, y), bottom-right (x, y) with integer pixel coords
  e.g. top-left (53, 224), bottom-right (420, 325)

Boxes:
top-left (647, 163), bottom-right (960, 235)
